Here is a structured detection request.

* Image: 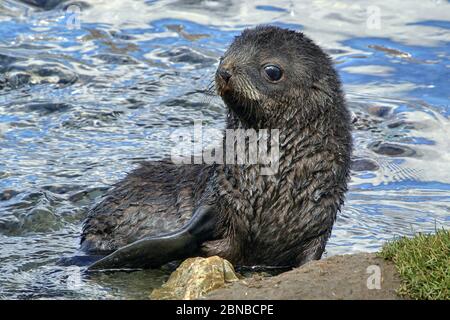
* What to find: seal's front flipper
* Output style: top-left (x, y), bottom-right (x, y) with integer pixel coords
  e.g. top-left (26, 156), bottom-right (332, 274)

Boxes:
top-left (87, 205), bottom-right (217, 271)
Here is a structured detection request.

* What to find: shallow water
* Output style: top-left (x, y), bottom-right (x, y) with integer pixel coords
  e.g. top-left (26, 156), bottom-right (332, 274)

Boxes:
top-left (0, 0), bottom-right (449, 299)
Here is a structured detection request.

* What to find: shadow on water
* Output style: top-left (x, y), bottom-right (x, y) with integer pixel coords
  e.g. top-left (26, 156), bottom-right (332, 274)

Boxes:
top-left (0, 0), bottom-right (449, 298)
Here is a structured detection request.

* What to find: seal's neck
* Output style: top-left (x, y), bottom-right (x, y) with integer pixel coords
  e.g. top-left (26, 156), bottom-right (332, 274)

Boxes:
top-left (222, 91), bottom-right (351, 187)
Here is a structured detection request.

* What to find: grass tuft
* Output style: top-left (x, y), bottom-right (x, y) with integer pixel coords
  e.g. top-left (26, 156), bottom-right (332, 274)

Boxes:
top-left (379, 229), bottom-right (450, 300)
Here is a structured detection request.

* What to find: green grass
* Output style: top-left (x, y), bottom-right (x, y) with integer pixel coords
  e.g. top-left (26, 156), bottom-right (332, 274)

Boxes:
top-left (379, 229), bottom-right (450, 300)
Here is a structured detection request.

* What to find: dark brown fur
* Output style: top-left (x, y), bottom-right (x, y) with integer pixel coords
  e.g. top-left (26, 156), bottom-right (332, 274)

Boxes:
top-left (81, 26), bottom-right (352, 268)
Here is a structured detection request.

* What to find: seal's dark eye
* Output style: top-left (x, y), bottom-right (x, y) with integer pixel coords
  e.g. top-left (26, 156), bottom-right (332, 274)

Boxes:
top-left (263, 65), bottom-right (283, 82)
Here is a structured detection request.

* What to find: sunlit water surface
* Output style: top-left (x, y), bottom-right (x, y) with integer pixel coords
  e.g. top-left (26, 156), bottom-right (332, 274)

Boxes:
top-left (0, 0), bottom-right (449, 299)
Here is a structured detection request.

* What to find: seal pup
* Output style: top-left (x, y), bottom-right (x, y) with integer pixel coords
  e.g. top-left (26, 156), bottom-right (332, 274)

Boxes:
top-left (82, 25), bottom-right (352, 270)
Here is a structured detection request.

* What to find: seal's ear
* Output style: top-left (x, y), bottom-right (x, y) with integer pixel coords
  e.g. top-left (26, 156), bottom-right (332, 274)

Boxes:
top-left (87, 205), bottom-right (217, 271)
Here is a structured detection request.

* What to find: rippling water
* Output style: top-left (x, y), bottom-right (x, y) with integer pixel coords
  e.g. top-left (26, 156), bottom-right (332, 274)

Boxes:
top-left (0, 0), bottom-right (449, 299)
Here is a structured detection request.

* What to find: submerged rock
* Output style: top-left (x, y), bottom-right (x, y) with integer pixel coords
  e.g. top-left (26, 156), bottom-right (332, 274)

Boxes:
top-left (369, 141), bottom-right (416, 157)
top-left (150, 256), bottom-right (239, 300)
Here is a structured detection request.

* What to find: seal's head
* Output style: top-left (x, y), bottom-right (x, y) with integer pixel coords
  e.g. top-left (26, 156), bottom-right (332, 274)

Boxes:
top-left (216, 25), bottom-right (342, 128)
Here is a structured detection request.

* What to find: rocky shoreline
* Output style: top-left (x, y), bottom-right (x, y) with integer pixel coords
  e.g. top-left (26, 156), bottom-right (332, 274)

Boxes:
top-left (205, 253), bottom-right (403, 300)
top-left (150, 253), bottom-right (405, 300)
top-left (150, 231), bottom-right (449, 300)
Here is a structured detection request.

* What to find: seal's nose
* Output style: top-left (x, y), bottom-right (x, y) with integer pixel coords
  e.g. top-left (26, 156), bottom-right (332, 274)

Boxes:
top-left (218, 68), bottom-right (232, 83)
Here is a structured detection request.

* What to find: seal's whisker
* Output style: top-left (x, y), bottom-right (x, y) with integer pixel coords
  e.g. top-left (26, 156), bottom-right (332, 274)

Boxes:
top-left (196, 76), bottom-right (220, 105)
top-left (205, 79), bottom-right (216, 93)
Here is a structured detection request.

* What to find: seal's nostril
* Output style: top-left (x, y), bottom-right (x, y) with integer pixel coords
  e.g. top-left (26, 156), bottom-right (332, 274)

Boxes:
top-left (218, 68), bottom-right (232, 83)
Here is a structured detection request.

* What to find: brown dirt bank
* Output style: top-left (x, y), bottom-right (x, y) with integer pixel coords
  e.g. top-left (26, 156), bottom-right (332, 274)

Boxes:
top-left (205, 253), bottom-right (404, 300)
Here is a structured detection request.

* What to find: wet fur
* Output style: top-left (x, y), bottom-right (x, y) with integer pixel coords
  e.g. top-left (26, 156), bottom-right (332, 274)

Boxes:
top-left (81, 26), bottom-right (352, 268)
